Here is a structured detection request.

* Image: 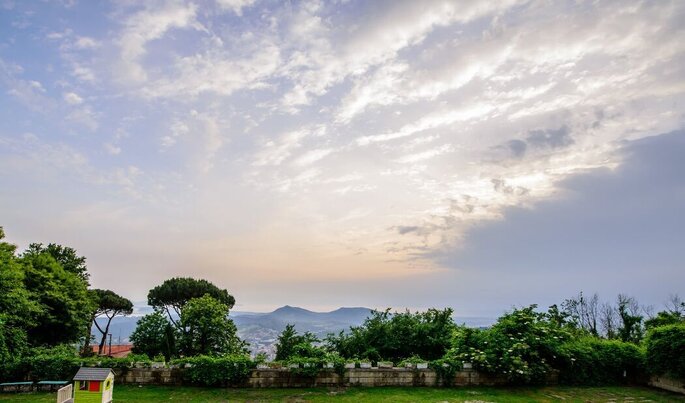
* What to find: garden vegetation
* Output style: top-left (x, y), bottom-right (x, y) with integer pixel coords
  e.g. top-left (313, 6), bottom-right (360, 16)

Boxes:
top-left (1, 226), bottom-right (684, 388)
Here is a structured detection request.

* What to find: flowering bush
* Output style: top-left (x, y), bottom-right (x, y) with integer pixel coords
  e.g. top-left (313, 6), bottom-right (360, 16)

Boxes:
top-left (446, 306), bottom-right (571, 384)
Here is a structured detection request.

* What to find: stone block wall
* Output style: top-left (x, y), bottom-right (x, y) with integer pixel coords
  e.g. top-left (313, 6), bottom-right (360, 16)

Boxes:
top-left (649, 375), bottom-right (685, 394)
top-left (112, 367), bottom-right (510, 388)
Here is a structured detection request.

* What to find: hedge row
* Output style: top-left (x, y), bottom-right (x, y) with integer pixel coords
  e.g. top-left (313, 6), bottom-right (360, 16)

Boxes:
top-left (557, 338), bottom-right (644, 385)
top-left (644, 323), bottom-right (685, 379)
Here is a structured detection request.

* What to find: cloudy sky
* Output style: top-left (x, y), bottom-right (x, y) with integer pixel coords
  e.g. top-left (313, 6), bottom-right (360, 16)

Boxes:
top-left (1, 0), bottom-right (683, 316)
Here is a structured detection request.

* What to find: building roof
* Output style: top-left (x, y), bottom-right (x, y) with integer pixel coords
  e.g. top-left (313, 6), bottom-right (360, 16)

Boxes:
top-left (73, 367), bottom-right (113, 381)
top-left (90, 344), bottom-right (133, 358)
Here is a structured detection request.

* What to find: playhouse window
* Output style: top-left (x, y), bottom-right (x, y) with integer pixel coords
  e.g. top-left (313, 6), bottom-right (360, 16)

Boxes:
top-left (79, 381), bottom-right (88, 390)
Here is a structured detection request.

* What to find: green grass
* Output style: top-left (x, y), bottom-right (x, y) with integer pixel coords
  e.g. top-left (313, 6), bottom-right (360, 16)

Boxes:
top-left (1, 385), bottom-right (683, 402)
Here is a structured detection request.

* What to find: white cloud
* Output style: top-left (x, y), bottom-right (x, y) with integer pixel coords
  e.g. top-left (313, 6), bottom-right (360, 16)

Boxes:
top-left (142, 42), bottom-right (281, 98)
top-left (63, 91), bottom-right (83, 104)
top-left (279, 0), bottom-right (523, 110)
top-left (73, 36), bottom-right (100, 49)
top-left (357, 103), bottom-right (497, 145)
top-left (293, 148), bottom-right (334, 167)
top-left (253, 128), bottom-right (311, 167)
top-left (117, 2), bottom-right (201, 83)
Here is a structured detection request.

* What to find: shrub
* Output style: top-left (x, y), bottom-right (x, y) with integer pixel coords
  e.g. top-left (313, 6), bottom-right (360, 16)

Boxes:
top-left (172, 355), bottom-right (254, 386)
top-left (556, 337), bottom-right (644, 385)
top-left (24, 345), bottom-right (81, 380)
top-left (430, 357), bottom-right (463, 386)
top-left (644, 323), bottom-right (685, 379)
top-left (325, 308), bottom-right (455, 363)
top-left (446, 306), bottom-right (571, 385)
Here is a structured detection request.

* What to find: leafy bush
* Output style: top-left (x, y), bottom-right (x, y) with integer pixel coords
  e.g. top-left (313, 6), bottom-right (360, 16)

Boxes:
top-left (23, 345), bottom-right (81, 380)
top-left (284, 356), bottom-right (323, 378)
top-left (0, 346), bottom-right (156, 382)
top-left (325, 308), bottom-right (455, 363)
top-left (556, 337), bottom-right (644, 385)
top-left (172, 355), bottom-right (254, 386)
top-left (446, 306), bottom-right (571, 385)
top-left (430, 357), bottom-right (463, 386)
top-left (644, 323), bottom-right (685, 378)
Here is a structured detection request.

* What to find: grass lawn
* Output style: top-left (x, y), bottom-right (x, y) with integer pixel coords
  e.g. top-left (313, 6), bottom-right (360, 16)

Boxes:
top-left (0, 385), bottom-right (683, 402)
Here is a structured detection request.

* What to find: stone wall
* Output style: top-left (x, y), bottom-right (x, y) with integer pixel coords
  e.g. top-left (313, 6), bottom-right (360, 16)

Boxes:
top-left (649, 375), bottom-right (685, 395)
top-left (113, 367), bottom-right (510, 388)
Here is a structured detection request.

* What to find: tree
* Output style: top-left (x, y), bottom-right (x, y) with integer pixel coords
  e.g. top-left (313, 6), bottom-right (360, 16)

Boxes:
top-left (89, 289), bottom-right (133, 355)
top-left (24, 243), bottom-right (89, 284)
top-left (147, 277), bottom-right (235, 329)
top-left (562, 292), bottom-right (600, 336)
top-left (0, 227), bottom-right (38, 362)
top-left (179, 295), bottom-right (246, 356)
top-left (275, 324), bottom-right (320, 361)
top-left (19, 245), bottom-right (94, 347)
top-left (616, 294), bottom-right (643, 343)
top-left (130, 312), bottom-right (177, 360)
top-left (598, 302), bottom-right (618, 339)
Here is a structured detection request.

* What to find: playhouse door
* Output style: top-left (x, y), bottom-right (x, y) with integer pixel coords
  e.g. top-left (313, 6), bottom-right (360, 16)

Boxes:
top-left (89, 381), bottom-right (100, 392)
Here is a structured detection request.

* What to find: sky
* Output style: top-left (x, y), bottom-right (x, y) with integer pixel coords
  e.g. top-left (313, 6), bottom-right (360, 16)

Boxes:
top-left (0, 0), bottom-right (683, 316)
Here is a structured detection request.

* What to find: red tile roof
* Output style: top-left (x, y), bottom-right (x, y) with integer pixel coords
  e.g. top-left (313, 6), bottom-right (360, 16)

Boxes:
top-left (90, 344), bottom-right (133, 358)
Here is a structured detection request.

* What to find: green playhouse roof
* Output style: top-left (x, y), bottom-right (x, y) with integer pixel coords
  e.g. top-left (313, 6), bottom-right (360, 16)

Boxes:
top-left (73, 368), bottom-right (113, 381)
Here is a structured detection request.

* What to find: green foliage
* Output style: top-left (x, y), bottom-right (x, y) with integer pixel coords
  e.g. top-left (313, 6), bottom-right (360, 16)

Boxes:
top-left (326, 308), bottom-right (455, 363)
top-left (429, 357), bottom-right (463, 386)
top-left (446, 306), bottom-right (571, 385)
top-left (644, 311), bottom-right (684, 330)
top-left (130, 312), bottom-right (177, 360)
top-left (25, 345), bottom-right (81, 380)
top-left (0, 231), bottom-right (36, 363)
top-left (0, 345), bottom-right (157, 382)
top-left (172, 355), bottom-right (254, 386)
top-left (616, 295), bottom-right (643, 343)
top-left (147, 277), bottom-right (235, 327)
top-left (284, 353), bottom-right (346, 378)
top-left (179, 295), bottom-right (246, 356)
top-left (644, 323), bottom-right (685, 378)
top-left (24, 243), bottom-right (89, 284)
top-left (275, 324), bottom-right (321, 361)
top-left (20, 245), bottom-right (94, 347)
top-left (557, 337), bottom-right (644, 385)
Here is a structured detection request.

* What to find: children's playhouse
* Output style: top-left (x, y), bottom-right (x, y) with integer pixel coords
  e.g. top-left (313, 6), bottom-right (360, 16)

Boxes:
top-left (71, 367), bottom-right (114, 403)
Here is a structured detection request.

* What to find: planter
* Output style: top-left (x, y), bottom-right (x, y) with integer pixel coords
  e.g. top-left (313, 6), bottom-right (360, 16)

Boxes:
top-left (324, 362), bottom-right (335, 369)
top-left (256, 364), bottom-right (269, 369)
top-left (416, 363), bottom-right (428, 369)
top-left (360, 362), bottom-right (372, 369)
top-left (151, 362), bottom-right (165, 369)
top-left (463, 362), bottom-right (473, 369)
top-left (404, 363), bottom-right (416, 369)
top-left (288, 363), bottom-right (299, 369)
top-left (344, 362), bottom-right (356, 369)
top-left (378, 361), bottom-right (393, 368)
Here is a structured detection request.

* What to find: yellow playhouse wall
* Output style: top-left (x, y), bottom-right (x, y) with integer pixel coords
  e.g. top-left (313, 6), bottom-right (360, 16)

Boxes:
top-left (74, 380), bottom-right (103, 403)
